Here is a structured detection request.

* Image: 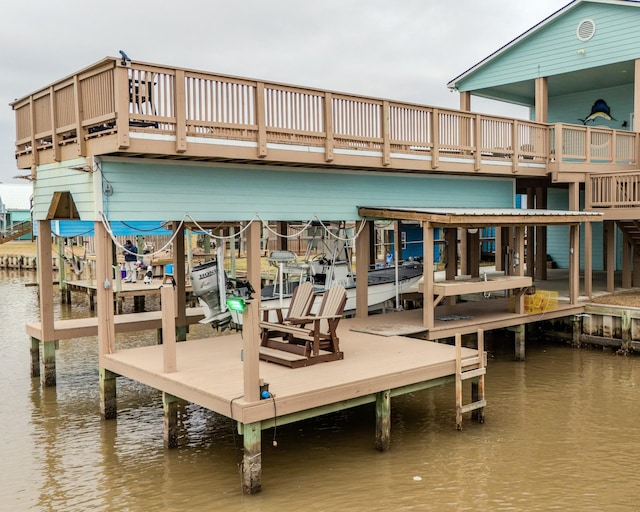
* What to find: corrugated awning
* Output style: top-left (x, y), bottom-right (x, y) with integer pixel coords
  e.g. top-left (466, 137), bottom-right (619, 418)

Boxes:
top-left (358, 206), bottom-right (603, 227)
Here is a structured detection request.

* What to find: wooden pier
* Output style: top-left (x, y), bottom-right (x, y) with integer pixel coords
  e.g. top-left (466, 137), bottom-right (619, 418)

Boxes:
top-left (99, 310), bottom-right (487, 493)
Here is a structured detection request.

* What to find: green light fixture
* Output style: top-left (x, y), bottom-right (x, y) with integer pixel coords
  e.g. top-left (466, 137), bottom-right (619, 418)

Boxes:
top-left (226, 296), bottom-right (246, 313)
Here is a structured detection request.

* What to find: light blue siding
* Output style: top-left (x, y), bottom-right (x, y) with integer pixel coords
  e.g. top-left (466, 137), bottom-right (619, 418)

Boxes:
top-left (546, 188), bottom-right (604, 270)
top-left (85, 159), bottom-right (515, 222)
top-left (33, 158), bottom-right (95, 220)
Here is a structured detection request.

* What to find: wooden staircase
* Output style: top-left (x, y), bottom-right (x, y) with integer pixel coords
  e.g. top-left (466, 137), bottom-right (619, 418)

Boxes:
top-left (455, 329), bottom-right (486, 430)
top-left (616, 220), bottom-right (640, 253)
top-left (0, 220), bottom-right (32, 244)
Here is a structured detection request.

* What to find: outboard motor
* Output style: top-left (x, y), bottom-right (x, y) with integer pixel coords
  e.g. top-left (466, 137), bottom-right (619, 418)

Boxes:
top-left (189, 258), bottom-right (231, 328)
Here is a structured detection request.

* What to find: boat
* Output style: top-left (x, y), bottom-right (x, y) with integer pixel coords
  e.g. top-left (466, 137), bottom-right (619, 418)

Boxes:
top-left (189, 223), bottom-right (423, 328)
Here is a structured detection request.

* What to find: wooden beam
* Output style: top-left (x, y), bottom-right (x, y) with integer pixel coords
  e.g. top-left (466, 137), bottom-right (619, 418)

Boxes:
top-left (172, 223), bottom-right (187, 337)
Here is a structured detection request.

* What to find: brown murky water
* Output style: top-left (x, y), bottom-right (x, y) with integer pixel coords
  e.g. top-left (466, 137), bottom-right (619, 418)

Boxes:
top-left (2, 270), bottom-right (640, 511)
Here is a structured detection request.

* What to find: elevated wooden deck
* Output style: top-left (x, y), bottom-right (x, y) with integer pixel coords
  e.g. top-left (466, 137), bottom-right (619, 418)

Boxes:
top-left (100, 316), bottom-right (483, 426)
top-left (11, 57), bottom-right (638, 182)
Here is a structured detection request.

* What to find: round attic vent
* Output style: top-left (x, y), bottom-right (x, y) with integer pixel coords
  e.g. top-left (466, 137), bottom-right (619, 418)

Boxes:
top-left (577, 19), bottom-right (596, 41)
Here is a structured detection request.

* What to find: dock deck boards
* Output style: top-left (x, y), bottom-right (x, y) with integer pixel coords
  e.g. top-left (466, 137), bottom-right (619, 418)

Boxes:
top-left (101, 316), bottom-right (482, 425)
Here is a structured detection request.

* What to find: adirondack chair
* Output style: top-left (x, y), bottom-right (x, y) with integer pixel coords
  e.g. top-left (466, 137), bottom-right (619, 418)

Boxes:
top-left (259, 285), bottom-right (347, 368)
top-left (260, 281), bottom-right (315, 325)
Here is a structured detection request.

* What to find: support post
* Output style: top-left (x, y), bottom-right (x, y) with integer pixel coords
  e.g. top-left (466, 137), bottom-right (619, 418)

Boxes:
top-left (172, 222), bottom-right (187, 341)
top-left (605, 221), bottom-right (615, 292)
top-left (622, 235), bottom-right (632, 289)
top-left (572, 315), bottom-right (582, 347)
top-left (375, 390), bottom-right (391, 451)
top-left (95, 220), bottom-right (116, 356)
top-left (513, 324), bottom-right (525, 361)
top-left (99, 367), bottom-right (117, 420)
top-left (422, 222), bottom-right (435, 330)
top-left (455, 333), bottom-right (463, 430)
top-left (30, 337), bottom-right (40, 378)
top-left (42, 341), bottom-right (56, 387)
top-left (355, 220), bottom-right (371, 319)
top-left (569, 224), bottom-right (580, 304)
top-left (243, 221), bottom-right (261, 404)
top-left (535, 186), bottom-right (548, 281)
top-left (163, 392), bottom-right (179, 448)
top-left (161, 285), bottom-right (177, 373)
top-left (584, 221), bottom-right (592, 298)
top-left (242, 421), bottom-right (262, 494)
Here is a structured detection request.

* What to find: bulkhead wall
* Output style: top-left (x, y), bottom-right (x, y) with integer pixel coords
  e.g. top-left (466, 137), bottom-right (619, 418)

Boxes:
top-left (33, 157), bottom-right (515, 223)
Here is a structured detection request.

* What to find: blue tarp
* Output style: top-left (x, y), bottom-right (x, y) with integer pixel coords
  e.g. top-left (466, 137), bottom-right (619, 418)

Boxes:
top-left (33, 220), bottom-right (173, 237)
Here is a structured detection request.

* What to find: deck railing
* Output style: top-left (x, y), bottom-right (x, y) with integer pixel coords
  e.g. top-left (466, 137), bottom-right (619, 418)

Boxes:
top-left (11, 57), bottom-right (638, 175)
top-left (587, 171), bottom-right (640, 208)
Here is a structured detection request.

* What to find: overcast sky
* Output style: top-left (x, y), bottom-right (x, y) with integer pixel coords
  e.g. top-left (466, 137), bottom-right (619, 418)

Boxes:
top-left (0, 0), bottom-right (567, 184)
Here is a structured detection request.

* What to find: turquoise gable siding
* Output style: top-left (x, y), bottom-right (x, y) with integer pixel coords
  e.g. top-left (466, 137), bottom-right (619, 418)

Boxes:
top-left (91, 159), bottom-right (515, 222)
top-left (546, 188), bottom-right (604, 270)
top-left (456, 3), bottom-right (640, 95)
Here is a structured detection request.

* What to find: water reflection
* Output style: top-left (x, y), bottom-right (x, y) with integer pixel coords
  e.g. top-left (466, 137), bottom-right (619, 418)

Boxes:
top-left (2, 270), bottom-right (640, 511)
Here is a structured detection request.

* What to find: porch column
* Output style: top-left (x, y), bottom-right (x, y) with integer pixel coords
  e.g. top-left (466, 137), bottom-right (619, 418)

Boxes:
top-left (243, 220), bottom-right (261, 404)
top-left (394, 221), bottom-right (402, 263)
top-left (514, 226), bottom-right (525, 314)
top-left (356, 220), bottom-right (371, 319)
top-left (534, 77), bottom-right (548, 123)
top-left (422, 222), bottom-right (435, 330)
top-left (459, 229), bottom-right (468, 275)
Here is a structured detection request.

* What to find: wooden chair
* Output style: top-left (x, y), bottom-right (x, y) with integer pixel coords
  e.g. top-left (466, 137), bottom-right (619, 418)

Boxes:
top-left (260, 281), bottom-right (315, 325)
top-left (259, 285), bottom-right (347, 368)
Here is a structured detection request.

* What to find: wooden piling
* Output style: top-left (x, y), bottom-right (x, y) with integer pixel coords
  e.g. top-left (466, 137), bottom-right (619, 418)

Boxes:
top-left (42, 341), bottom-right (56, 387)
top-left (163, 392), bottom-right (179, 448)
top-left (100, 368), bottom-right (117, 420)
top-left (242, 422), bottom-right (262, 494)
top-left (513, 324), bottom-right (525, 361)
top-left (375, 390), bottom-right (391, 451)
top-left (30, 337), bottom-right (40, 378)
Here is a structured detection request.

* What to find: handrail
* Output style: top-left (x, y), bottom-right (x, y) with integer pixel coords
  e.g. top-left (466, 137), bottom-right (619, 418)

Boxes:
top-left (11, 57), bottom-right (637, 175)
top-left (587, 171), bottom-right (640, 208)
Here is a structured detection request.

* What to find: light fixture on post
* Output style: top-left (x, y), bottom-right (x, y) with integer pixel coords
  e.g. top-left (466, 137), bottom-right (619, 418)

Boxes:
top-left (467, 228), bottom-right (478, 235)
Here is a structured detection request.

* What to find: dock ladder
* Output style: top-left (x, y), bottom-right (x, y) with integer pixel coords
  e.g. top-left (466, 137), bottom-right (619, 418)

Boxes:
top-left (455, 329), bottom-right (486, 430)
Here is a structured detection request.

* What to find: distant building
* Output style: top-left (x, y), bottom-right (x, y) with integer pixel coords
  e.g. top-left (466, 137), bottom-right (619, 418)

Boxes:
top-left (0, 183), bottom-right (33, 240)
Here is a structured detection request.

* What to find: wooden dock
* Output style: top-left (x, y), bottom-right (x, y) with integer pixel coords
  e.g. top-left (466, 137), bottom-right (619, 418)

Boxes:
top-left (100, 315), bottom-right (484, 428)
